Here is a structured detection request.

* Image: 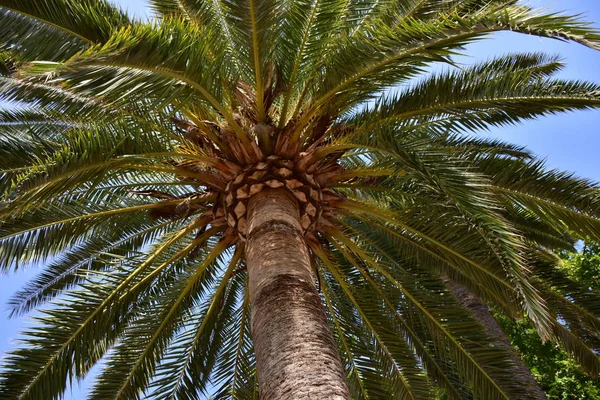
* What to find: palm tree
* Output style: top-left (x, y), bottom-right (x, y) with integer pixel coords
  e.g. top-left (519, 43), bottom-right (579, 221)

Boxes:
top-left (1, 0), bottom-right (600, 398)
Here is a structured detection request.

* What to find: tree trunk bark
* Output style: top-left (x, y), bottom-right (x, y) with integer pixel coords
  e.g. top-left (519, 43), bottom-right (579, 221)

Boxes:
top-left (245, 188), bottom-right (350, 399)
top-left (444, 278), bottom-right (547, 400)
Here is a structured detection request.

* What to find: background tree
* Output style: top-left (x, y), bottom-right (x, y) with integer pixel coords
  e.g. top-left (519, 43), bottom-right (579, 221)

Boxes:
top-left (560, 242), bottom-right (600, 292)
top-left (1, 0), bottom-right (600, 399)
top-left (496, 242), bottom-right (600, 400)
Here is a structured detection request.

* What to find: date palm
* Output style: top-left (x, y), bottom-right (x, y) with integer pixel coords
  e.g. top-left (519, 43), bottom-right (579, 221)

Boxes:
top-left (1, 0), bottom-right (600, 399)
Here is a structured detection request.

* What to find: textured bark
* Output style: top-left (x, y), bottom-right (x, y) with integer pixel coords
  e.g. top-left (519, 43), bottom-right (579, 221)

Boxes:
top-left (245, 188), bottom-right (350, 399)
top-left (445, 278), bottom-right (547, 400)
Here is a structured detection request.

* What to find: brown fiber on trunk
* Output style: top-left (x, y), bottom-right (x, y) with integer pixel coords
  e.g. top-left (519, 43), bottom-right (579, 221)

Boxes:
top-left (445, 278), bottom-right (547, 400)
top-left (245, 188), bottom-right (350, 400)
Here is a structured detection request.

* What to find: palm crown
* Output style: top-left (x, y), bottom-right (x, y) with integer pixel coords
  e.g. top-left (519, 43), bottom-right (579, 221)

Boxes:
top-left (1, 0), bottom-right (600, 399)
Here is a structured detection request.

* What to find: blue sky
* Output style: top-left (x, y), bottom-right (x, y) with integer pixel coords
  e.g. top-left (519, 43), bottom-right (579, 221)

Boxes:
top-left (1, 0), bottom-right (599, 398)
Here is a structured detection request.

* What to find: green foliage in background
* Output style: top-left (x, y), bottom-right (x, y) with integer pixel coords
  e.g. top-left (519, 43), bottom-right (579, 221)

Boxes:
top-left (499, 242), bottom-right (600, 399)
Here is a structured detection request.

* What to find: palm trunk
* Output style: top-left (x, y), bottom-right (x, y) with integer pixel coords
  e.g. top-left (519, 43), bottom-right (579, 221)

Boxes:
top-left (245, 188), bottom-right (350, 399)
top-left (444, 278), bottom-right (547, 400)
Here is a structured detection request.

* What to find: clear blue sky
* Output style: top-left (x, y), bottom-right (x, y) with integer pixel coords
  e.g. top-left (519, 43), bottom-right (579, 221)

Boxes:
top-left (1, 0), bottom-right (599, 398)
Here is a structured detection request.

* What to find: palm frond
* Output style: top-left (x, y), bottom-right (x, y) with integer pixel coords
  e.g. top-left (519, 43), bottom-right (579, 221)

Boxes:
top-left (0, 8), bottom-right (86, 63)
top-left (324, 226), bottom-right (529, 399)
top-left (348, 53), bottom-right (600, 138)
top-left (90, 238), bottom-right (233, 400)
top-left (298, 4), bottom-right (600, 124)
top-left (211, 286), bottom-right (258, 400)
top-left (0, 0), bottom-right (131, 45)
top-left (8, 218), bottom-right (176, 316)
top-left (312, 243), bottom-right (432, 400)
top-left (0, 220), bottom-right (207, 399)
top-left (150, 255), bottom-right (246, 400)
